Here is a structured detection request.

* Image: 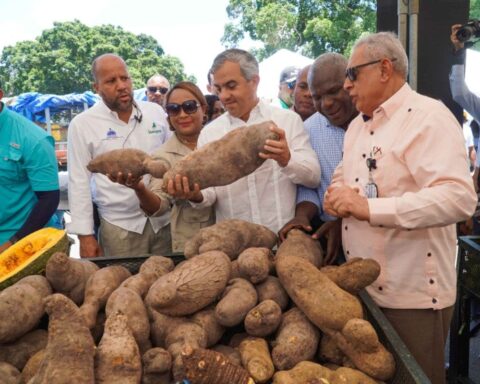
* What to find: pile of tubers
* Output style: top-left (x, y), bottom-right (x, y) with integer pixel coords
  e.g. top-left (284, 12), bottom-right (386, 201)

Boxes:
top-left (0, 219), bottom-right (395, 384)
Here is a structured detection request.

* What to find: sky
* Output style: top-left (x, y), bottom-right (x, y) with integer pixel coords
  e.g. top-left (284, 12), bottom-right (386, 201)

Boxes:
top-left (0, 0), bottom-right (256, 93)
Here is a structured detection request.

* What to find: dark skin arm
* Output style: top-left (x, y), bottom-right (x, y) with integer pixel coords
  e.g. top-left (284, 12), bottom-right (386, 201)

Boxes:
top-left (278, 201), bottom-right (342, 265)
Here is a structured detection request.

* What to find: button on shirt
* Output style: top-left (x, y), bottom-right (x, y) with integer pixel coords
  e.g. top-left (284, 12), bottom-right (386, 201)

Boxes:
top-left (67, 100), bottom-right (170, 235)
top-left (331, 83), bottom-right (477, 310)
top-left (296, 112), bottom-right (345, 222)
top-left (193, 100), bottom-right (320, 234)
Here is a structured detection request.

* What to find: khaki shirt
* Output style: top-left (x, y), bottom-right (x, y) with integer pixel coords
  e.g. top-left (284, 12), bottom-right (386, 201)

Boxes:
top-left (148, 134), bottom-right (215, 252)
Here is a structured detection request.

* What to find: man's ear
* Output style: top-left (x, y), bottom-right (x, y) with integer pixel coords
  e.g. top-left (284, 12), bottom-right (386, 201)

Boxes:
top-left (93, 82), bottom-right (99, 93)
top-left (380, 59), bottom-right (394, 82)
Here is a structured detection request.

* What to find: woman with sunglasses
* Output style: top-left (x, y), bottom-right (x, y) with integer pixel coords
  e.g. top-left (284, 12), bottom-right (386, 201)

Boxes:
top-left (121, 81), bottom-right (214, 252)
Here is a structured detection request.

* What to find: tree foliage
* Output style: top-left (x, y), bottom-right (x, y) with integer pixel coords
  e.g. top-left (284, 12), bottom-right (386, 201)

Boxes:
top-left (0, 20), bottom-right (194, 96)
top-left (221, 0), bottom-right (376, 60)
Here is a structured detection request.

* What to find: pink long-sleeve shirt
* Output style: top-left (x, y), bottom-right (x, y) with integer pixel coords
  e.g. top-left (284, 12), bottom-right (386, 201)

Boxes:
top-left (331, 83), bottom-right (477, 310)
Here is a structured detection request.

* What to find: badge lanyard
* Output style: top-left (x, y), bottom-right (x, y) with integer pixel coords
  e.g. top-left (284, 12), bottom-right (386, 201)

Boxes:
top-left (365, 146), bottom-right (381, 198)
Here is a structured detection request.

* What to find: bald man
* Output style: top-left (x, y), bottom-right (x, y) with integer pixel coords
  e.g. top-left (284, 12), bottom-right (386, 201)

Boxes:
top-left (68, 54), bottom-right (171, 258)
top-left (145, 74), bottom-right (170, 106)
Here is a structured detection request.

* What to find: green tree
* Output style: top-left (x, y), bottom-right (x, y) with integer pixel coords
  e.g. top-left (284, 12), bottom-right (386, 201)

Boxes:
top-left (221, 0), bottom-right (376, 60)
top-left (0, 20), bottom-right (195, 96)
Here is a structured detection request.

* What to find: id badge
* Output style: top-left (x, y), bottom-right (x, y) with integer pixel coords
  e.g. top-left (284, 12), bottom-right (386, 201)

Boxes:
top-left (365, 182), bottom-right (378, 198)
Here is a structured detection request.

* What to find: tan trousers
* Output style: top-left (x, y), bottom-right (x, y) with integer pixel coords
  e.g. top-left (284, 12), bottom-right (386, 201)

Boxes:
top-left (99, 218), bottom-right (172, 257)
top-left (381, 306), bottom-right (454, 384)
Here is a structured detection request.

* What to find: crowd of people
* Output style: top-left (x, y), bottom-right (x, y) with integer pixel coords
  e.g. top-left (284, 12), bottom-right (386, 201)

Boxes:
top-left (1, 28), bottom-right (479, 384)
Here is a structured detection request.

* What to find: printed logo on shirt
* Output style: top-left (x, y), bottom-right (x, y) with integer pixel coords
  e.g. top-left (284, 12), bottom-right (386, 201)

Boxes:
top-left (101, 128), bottom-right (123, 141)
top-left (148, 122), bottom-right (163, 134)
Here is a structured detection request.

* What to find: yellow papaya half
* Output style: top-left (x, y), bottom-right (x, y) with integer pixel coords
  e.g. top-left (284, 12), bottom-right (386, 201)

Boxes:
top-left (0, 228), bottom-right (69, 290)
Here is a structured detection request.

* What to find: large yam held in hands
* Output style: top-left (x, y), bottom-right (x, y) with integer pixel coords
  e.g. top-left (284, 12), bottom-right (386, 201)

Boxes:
top-left (162, 121), bottom-right (279, 190)
top-left (184, 219), bottom-right (277, 260)
top-left (145, 251), bottom-right (231, 316)
top-left (276, 255), bottom-right (363, 331)
top-left (87, 148), bottom-right (170, 178)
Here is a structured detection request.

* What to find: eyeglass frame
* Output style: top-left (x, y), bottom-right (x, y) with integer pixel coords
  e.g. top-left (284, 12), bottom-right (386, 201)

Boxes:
top-left (345, 58), bottom-right (397, 82)
top-left (284, 80), bottom-right (296, 90)
top-left (147, 86), bottom-right (169, 95)
top-left (165, 100), bottom-right (201, 117)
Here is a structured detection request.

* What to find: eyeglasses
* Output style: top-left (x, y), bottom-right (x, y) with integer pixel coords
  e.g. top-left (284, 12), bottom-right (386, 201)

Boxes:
top-left (286, 80), bottom-right (296, 90)
top-left (165, 100), bottom-right (201, 116)
top-left (345, 58), bottom-right (397, 82)
top-left (147, 86), bottom-right (169, 94)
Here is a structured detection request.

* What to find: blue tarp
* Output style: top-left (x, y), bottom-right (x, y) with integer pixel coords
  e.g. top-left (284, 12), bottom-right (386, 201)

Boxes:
top-left (7, 89), bottom-right (148, 123)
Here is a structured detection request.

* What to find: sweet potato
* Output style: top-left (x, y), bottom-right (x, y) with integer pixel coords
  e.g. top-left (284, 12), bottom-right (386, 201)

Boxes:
top-left (105, 287), bottom-right (151, 353)
top-left (31, 294), bottom-right (95, 384)
top-left (0, 276), bottom-right (52, 343)
top-left (272, 361), bottom-right (379, 384)
top-left (237, 247), bottom-right (274, 284)
top-left (184, 219), bottom-right (277, 260)
top-left (0, 362), bottom-right (20, 384)
top-left (326, 318), bottom-right (395, 381)
top-left (78, 265), bottom-right (131, 329)
top-left (271, 307), bottom-right (320, 370)
top-left (320, 257), bottom-right (381, 295)
top-left (276, 229), bottom-right (323, 267)
top-left (255, 276), bottom-right (289, 311)
top-left (0, 329), bottom-right (47, 370)
top-left (239, 337), bottom-right (275, 384)
top-left (276, 255), bottom-right (363, 331)
top-left (95, 312), bottom-right (142, 384)
top-left (182, 347), bottom-right (254, 384)
top-left (87, 148), bottom-right (170, 178)
top-left (146, 251), bottom-right (231, 316)
top-left (162, 121), bottom-right (279, 191)
top-left (215, 278), bottom-right (258, 327)
top-left (121, 256), bottom-right (174, 298)
top-left (244, 300), bottom-right (282, 337)
top-left (45, 252), bottom-right (99, 305)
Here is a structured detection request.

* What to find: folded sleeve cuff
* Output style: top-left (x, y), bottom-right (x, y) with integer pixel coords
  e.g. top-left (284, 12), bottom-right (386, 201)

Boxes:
top-left (368, 197), bottom-right (397, 227)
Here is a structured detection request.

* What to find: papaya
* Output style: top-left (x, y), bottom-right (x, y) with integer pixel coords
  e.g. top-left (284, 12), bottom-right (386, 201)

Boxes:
top-left (0, 228), bottom-right (69, 290)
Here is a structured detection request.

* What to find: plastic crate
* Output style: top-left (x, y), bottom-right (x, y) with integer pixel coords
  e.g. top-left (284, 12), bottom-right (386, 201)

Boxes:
top-left (89, 254), bottom-right (430, 384)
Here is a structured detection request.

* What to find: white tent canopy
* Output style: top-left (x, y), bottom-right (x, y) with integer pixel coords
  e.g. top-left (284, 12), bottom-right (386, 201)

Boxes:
top-left (257, 48), bottom-right (313, 101)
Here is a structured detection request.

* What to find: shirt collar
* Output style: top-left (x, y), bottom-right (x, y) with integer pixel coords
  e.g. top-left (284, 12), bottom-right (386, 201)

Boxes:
top-left (372, 82), bottom-right (411, 121)
top-left (226, 98), bottom-right (263, 124)
top-left (97, 99), bottom-right (136, 123)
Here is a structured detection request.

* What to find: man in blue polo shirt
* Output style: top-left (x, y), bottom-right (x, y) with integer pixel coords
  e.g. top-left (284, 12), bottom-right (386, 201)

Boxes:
top-left (0, 85), bottom-right (59, 252)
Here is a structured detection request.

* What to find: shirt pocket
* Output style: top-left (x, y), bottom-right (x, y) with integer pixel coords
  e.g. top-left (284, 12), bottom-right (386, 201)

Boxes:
top-left (181, 206), bottom-right (213, 223)
top-left (0, 146), bottom-right (24, 185)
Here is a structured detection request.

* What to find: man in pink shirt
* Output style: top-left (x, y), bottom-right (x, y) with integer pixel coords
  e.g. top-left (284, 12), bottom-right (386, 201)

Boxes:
top-left (324, 32), bottom-right (477, 384)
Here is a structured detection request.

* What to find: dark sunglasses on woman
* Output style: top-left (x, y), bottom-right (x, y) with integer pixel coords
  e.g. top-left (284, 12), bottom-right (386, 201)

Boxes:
top-left (165, 100), bottom-right (200, 116)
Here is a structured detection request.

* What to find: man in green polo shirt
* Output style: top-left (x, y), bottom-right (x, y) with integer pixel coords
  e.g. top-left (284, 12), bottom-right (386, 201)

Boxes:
top-left (0, 85), bottom-right (59, 252)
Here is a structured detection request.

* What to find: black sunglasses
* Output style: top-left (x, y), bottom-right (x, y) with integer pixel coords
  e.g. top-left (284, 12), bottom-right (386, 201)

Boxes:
top-left (165, 100), bottom-right (201, 116)
top-left (286, 80), bottom-right (296, 90)
top-left (345, 58), bottom-right (397, 82)
top-left (147, 86), bottom-right (169, 94)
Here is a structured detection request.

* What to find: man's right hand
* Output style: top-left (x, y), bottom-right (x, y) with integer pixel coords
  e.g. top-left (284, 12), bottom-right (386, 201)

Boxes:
top-left (278, 215), bottom-right (312, 242)
top-left (78, 234), bottom-right (103, 258)
top-left (451, 24), bottom-right (465, 52)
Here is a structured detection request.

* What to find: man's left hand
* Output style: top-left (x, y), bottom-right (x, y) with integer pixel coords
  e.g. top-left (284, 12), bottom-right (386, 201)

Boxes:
top-left (324, 185), bottom-right (370, 221)
top-left (259, 125), bottom-right (291, 167)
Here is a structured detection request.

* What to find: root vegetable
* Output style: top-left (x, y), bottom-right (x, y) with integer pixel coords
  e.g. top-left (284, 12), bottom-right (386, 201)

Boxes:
top-left (146, 251), bottom-right (231, 316)
top-left (182, 347), bottom-right (254, 384)
top-left (271, 307), bottom-right (320, 370)
top-left (45, 252), bottom-right (99, 305)
top-left (244, 300), bottom-right (282, 337)
top-left (210, 345), bottom-right (242, 366)
top-left (184, 219), bottom-right (277, 260)
top-left (20, 349), bottom-right (45, 384)
top-left (0, 329), bottom-right (47, 370)
top-left (121, 256), bottom-right (174, 298)
top-left (105, 287), bottom-right (151, 353)
top-left (255, 276), bottom-right (289, 311)
top-left (141, 348), bottom-right (171, 384)
top-left (0, 276), bottom-right (52, 344)
top-left (320, 258), bottom-right (381, 295)
top-left (237, 247), bottom-right (274, 284)
top-left (95, 312), bottom-right (142, 384)
top-left (0, 362), bottom-right (20, 384)
top-left (31, 294), bottom-right (95, 384)
top-left (87, 148), bottom-right (170, 179)
top-left (215, 278), bottom-right (258, 327)
top-left (276, 255), bottom-right (363, 331)
top-left (318, 333), bottom-right (346, 366)
top-left (162, 121), bottom-right (279, 191)
top-left (79, 265), bottom-right (131, 329)
top-left (276, 229), bottom-right (323, 267)
top-left (191, 307), bottom-right (226, 347)
top-left (239, 337), bottom-right (275, 384)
